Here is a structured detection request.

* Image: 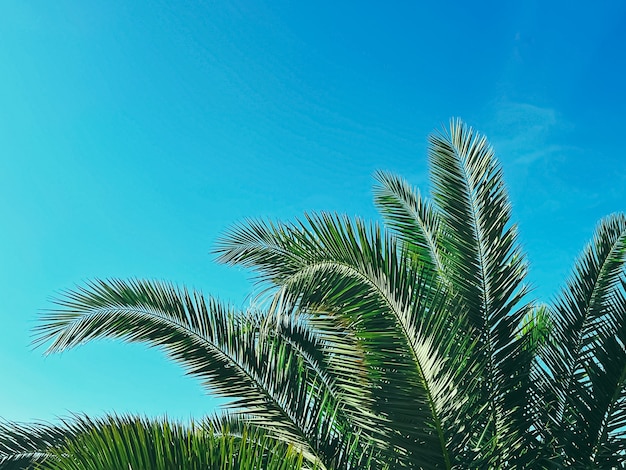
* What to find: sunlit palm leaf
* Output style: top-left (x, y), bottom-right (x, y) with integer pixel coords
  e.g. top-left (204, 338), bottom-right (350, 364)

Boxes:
top-left (0, 415), bottom-right (313, 470)
top-left (33, 280), bottom-right (368, 468)
top-left (428, 119), bottom-right (533, 465)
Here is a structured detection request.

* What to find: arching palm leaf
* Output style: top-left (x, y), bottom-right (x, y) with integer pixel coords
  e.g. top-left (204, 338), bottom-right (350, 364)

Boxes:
top-left (0, 415), bottom-right (312, 470)
top-left (540, 213), bottom-right (626, 467)
top-left (33, 280), bottom-right (371, 469)
top-left (216, 212), bottom-right (478, 468)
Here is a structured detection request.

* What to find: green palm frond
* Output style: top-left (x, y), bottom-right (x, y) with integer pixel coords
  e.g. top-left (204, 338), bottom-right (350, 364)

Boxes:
top-left (0, 415), bottom-right (313, 470)
top-left (33, 280), bottom-right (369, 468)
top-left (46, 416), bottom-right (310, 470)
top-left (587, 283), bottom-right (626, 468)
top-left (429, 119), bottom-right (529, 336)
top-left (373, 170), bottom-right (445, 275)
top-left (540, 213), bottom-right (626, 467)
top-left (519, 304), bottom-right (552, 348)
top-left (0, 419), bottom-right (79, 469)
top-left (217, 212), bottom-right (478, 468)
top-left (427, 119), bottom-right (533, 465)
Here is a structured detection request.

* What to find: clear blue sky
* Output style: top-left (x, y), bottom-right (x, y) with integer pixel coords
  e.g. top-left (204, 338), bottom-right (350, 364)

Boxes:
top-left (1, 1), bottom-right (625, 423)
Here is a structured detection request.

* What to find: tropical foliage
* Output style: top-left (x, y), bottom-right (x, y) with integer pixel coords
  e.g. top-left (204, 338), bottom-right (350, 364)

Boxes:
top-left (0, 415), bottom-right (313, 469)
top-left (2, 119), bottom-right (625, 469)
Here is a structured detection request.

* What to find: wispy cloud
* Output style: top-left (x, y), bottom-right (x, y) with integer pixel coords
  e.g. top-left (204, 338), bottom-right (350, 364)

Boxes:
top-left (475, 98), bottom-right (589, 221)
top-left (480, 99), bottom-right (622, 219)
top-left (484, 99), bottom-right (574, 167)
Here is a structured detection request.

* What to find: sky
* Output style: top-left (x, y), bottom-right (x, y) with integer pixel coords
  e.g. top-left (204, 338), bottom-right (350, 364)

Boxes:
top-left (1, 0), bottom-right (626, 424)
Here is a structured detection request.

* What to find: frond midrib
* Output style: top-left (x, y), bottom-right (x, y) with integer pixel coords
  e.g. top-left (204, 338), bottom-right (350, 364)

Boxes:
top-left (451, 140), bottom-right (501, 457)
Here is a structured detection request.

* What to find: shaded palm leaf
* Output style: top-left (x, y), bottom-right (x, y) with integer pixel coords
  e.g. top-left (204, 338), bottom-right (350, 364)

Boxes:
top-left (0, 419), bottom-right (80, 470)
top-left (540, 214), bottom-right (626, 467)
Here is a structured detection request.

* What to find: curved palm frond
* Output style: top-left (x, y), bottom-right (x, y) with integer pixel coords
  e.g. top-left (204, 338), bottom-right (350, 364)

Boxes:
top-left (33, 280), bottom-right (369, 469)
top-left (540, 213), bottom-right (626, 467)
top-left (0, 415), bottom-right (313, 470)
top-left (216, 212), bottom-right (478, 468)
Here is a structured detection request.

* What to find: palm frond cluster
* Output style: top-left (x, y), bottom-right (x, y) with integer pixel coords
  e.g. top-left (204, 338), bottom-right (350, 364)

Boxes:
top-left (2, 119), bottom-right (625, 469)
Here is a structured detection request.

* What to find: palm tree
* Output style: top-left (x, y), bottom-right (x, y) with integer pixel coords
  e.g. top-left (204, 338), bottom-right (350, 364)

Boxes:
top-left (2, 119), bottom-right (625, 469)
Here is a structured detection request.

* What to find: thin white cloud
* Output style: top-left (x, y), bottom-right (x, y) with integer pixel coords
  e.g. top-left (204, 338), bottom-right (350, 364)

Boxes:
top-left (485, 99), bottom-right (573, 166)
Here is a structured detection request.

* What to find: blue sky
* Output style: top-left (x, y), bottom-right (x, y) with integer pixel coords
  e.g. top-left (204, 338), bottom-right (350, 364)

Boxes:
top-left (1, 0), bottom-right (625, 423)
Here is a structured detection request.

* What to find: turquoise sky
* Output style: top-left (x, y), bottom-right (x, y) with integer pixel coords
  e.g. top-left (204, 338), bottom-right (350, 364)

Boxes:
top-left (1, 1), bottom-right (625, 423)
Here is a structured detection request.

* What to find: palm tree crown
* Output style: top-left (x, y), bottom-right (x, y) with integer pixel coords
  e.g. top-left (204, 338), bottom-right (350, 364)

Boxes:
top-left (2, 119), bottom-right (625, 469)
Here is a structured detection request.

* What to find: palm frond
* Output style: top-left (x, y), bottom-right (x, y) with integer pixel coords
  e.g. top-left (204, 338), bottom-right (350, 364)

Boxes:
top-left (0, 415), bottom-right (314, 470)
top-left (217, 212), bottom-right (478, 468)
top-left (587, 283), bottom-right (626, 468)
top-left (0, 419), bottom-right (79, 469)
top-left (541, 214), bottom-right (626, 466)
top-left (373, 170), bottom-right (445, 276)
top-left (428, 119), bottom-right (533, 465)
top-left (33, 280), bottom-right (370, 468)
